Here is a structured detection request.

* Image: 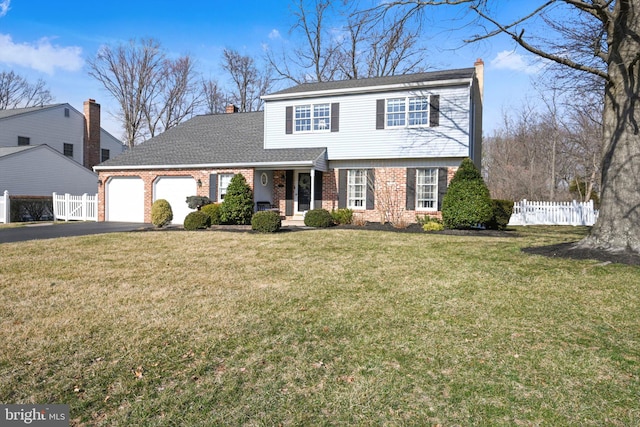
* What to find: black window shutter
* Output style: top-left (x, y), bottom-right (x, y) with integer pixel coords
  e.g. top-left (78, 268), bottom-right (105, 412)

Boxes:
top-left (376, 99), bottom-right (385, 129)
top-left (209, 173), bottom-right (218, 201)
top-left (285, 170), bottom-right (294, 215)
top-left (437, 168), bottom-right (448, 211)
top-left (330, 103), bottom-right (339, 132)
top-left (366, 169), bottom-right (375, 210)
top-left (285, 106), bottom-right (293, 134)
top-left (338, 170), bottom-right (347, 209)
top-left (406, 168), bottom-right (416, 211)
top-left (314, 171), bottom-right (323, 209)
top-left (429, 95), bottom-right (440, 127)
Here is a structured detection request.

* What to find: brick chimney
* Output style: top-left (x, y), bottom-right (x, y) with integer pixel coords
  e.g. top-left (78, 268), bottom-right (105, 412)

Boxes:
top-left (225, 104), bottom-right (239, 114)
top-left (83, 99), bottom-right (101, 170)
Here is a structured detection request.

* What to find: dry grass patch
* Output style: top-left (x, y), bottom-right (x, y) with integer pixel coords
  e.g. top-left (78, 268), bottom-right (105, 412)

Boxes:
top-left (0, 227), bottom-right (638, 425)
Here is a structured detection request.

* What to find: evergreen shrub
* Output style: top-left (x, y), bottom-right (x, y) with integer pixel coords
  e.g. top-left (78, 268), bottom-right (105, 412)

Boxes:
top-left (183, 211), bottom-right (211, 230)
top-left (151, 199), bottom-right (173, 228)
top-left (251, 211), bottom-right (282, 233)
top-left (220, 174), bottom-right (254, 225)
top-left (304, 209), bottom-right (334, 227)
top-left (485, 199), bottom-right (514, 230)
top-left (331, 208), bottom-right (353, 225)
top-left (201, 203), bottom-right (222, 225)
top-left (441, 158), bottom-right (493, 229)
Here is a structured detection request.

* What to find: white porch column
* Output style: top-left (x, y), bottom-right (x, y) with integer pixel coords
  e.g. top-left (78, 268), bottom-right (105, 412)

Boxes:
top-left (310, 168), bottom-right (315, 210)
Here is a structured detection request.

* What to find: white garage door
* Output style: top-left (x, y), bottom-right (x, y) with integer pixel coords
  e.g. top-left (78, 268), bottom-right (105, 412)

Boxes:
top-left (154, 176), bottom-right (197, 225)
top-left (106, 177), bottom-right (145, 222)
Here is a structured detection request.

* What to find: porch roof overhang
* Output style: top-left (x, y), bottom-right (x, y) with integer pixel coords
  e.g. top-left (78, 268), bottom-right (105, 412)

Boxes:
top-left (95, 158), bottom-right (328, 172)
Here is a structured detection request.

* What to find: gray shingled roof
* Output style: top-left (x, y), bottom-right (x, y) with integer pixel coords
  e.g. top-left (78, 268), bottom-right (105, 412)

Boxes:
top-left (0, 145), bottom-right (37, 158)
top-left (266, 68), bottom-right (475, 97)
top-left (96, 111), bottom-right (327, 169)
top-left (0, 104), bottom-right (65, 120)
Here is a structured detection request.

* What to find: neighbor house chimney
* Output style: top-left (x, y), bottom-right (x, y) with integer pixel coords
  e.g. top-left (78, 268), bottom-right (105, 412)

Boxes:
top-left (474, 58), bottom-right (484, 103)
top-left (83, 99), bottom-right (101, 170)
top-left (225, 104), bottom-right (239, 113)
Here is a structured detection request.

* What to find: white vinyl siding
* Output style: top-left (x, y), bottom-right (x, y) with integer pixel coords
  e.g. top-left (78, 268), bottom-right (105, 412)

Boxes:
top-left (347, 169), bottom-right (366, 209)
top-left (416, 168), bottom-right (438, 210)
top-left (263, 85), bottom-right (471, 160)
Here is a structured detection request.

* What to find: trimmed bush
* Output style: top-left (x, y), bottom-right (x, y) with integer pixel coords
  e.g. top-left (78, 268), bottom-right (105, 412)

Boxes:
top-left (485, 199), bottom-right (514, 230)
top-left (201, 203), bottom-right (222, 225)
top-left (151, 199), bottom-right (173, 228)
top-left (441, 158), bottom-right (493, 229)
top-left (251, 211), bottom-right (282, 233)
top-left (183, 211), bottom-right (211, 230)
top-left (423, 221), bottom-right (444, 232)
top-left (220, 174), bottom-right (254, 225)
top-left (304, 209), bottom-right (334, 227)
top-left (331, 208), bottom-right (353, 225)
top-left (186, 195), bottom-right (211, 210)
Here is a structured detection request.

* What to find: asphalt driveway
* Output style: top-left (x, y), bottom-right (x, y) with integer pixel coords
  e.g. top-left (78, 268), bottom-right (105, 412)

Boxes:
top-left (0, 222), bottom-right (151, 243)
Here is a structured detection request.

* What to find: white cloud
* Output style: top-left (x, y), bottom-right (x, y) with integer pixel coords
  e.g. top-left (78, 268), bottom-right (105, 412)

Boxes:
top-left (268, 29), bottom-right (281, 40)
top-left (0, 34), bottom-right (83, 74)
top-left (490, 50), bottom-right (544, 75)
top-left (0, 0), bottom-right (10, 18)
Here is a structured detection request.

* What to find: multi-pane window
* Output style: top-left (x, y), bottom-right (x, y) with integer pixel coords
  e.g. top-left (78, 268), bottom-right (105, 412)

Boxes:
top-left (416, 168), bottom-right (438, 210)
top-left (63, 143), bottom-right (74, 158)
top-left (387, 97), bottom-right (430, 127)
top-left (347, 169), bottom-right (366, 209)
top-left (218, 173), bottom-right (234, 202)
top-left (313, 104), bottom-right (330, 131)
top-left (101, 149), bottom-right (110, 162)
top-left (295, 104), bottom-right (330, 132)
top-left (295, 105), bottom-right (311, 132)
top-left (408, 97), bottom-right (429, 126)
top-left (386, 98), bottom-right (405, 127)
top-left (17, 136), bottom-right (30, 146)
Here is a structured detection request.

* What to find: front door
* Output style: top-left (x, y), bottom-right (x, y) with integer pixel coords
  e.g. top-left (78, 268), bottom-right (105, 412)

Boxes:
top-left (296, 172), bottom-right (311, 213)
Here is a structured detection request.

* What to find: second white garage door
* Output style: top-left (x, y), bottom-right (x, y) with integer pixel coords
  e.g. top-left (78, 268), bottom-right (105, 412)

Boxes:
top-left (106, 176), bottom-right (145, 222)
top-left (153, 176), bottom-right (197, 225)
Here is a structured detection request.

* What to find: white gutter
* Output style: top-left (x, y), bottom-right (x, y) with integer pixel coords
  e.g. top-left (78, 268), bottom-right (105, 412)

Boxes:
top-left (261, 78), bottom-right (472, 101)
top-left (94, 160), bottom-right (324, 172)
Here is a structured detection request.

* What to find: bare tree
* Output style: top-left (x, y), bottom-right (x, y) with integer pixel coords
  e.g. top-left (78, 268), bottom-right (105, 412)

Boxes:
top-left (201, 79), bottom-right (229, 114)
top-left (88, 38), bottom-right (165, 148)
top-left (0, 70), bottom-right (53, 109)
top-left (143, 55), bottom-right (202, 138)
top-left (222, 49), bottom-right (273, 112)
top-left (378, 0), bottom-right (640, 254)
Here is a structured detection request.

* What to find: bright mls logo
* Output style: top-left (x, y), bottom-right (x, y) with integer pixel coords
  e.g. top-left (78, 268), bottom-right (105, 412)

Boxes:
top-left (1, 405), bottom-right (69, 426)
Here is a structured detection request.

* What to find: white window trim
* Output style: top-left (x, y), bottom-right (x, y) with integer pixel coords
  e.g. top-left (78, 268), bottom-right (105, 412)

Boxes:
top-left (416, 168), bottom-right (438, 211)
top-left (347, 169), bottom-right (367, 210)
top-left (294, 103), bottom-right (331, 133)
top-left (218, 173), bottom-right (234, 203)
top-left (386, 96), bottom-right (430, 129)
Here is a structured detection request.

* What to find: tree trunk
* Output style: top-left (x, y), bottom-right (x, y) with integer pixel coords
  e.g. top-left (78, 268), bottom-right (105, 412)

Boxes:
top-left (581, 0), bottom-right (640, 253)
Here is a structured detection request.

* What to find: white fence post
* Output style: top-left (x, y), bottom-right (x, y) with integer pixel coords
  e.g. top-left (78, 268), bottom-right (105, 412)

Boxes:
top-left (0, 190), bottom-right (9, 224)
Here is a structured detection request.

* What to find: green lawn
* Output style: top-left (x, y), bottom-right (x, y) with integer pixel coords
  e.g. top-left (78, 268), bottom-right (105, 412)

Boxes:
top-left (0, 227), bottom-right (638, 426)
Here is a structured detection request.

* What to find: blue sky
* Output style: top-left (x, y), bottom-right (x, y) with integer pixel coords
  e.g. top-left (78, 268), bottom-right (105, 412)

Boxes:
top-left (0, 0), bottom-right (549, 140)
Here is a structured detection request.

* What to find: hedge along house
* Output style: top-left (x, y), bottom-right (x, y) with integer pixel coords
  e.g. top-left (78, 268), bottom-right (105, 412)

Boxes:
top-left (94, 60), bottom-right (483, 225)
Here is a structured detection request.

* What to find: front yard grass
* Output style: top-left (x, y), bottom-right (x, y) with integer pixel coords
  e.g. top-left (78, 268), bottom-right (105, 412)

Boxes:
top-left (0, 226), bottom-right (638, 425)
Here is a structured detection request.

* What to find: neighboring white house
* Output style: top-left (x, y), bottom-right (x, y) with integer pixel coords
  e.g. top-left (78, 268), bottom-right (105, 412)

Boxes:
top-left (0, 145), bottom-right (100, 196)
top-left (0, 99), bottom-right (126, 196)
top-left (95, 60), bottom-right (484, 225)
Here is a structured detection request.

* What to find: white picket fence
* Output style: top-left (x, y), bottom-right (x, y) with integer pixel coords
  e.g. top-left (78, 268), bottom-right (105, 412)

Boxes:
top-left (508, 199), bottom-right (598, 226)
top-left (0, 190), bottom-right (9, 224)
top-left (52, 192), bottom-right (98, 221)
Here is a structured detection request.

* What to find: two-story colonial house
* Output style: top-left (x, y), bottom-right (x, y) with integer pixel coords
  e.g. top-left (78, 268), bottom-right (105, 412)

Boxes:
top-left (0, 99), bottom-right (126, 196)
top-left (94, 60), bottom-right (484, 225)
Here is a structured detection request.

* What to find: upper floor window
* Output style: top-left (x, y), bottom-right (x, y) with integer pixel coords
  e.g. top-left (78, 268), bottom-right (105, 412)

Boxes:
top-left (17, 136), bottom-right (30, 146)
top-left (64, 108), bottom-right (70, 117)
top-left (347, 169), bottom-right (367, 209)
top-left (218, 173), bottom-right (234, 202)
top-left (101, 149), bottom-right (110, 162)
top-left (63, 143), bottom-right (74, 158)
top-left (387, 97), bottom-right (429, 128)
top-left (295, 103), bottom-right (330, 133)
top-left (416, 168), bottom-right (438, 210)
